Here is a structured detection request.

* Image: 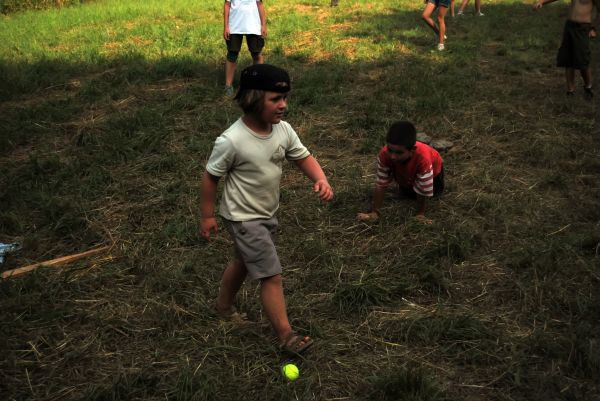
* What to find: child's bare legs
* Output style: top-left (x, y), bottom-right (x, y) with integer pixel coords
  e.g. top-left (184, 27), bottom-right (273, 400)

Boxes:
top-left (251, 52), bottom-right (264, 64)
top-left (225, 60), bottom-right (236, 88)
top-left (216, 258), bottom-right (247, 313)
top-left (437, 6), bottom-right (448, 44)
top-left (565, 68), bottom-right (576, 93)
top-left (261, 274), bottom-right (312, 349)
top-left (450, 0), bottom-right (455, 16)
top-left (581, 68), bottom-right (592, 88)
top-left (474, 0), bottom-right (482, 13)
top-left (260, 273), bottom-right (311, 347)
top-left (458, 0), bottom-right (468, 14)
top-left (422, 3), bottom-right (440, 38)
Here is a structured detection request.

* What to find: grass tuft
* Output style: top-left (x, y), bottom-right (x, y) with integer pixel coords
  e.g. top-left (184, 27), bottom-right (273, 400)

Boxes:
top-left (364, 363), bottom-right (447, 401)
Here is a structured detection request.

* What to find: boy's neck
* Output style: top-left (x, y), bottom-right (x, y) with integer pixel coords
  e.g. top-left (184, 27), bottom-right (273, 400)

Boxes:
top-left (242, 114), bottom-right (272, 136)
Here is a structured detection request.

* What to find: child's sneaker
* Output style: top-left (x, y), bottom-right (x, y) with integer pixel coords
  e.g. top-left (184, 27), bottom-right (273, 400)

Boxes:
top-left (457, 10), bottom-right (464, 16)
top-left (476, 11), bottom-right (485, 16)
top-left (584, 86), bottom-right (594, 99)
top-left (224, 85), bottom-right (234, 97)
top-left (437, 43), bottom-right (445, 51)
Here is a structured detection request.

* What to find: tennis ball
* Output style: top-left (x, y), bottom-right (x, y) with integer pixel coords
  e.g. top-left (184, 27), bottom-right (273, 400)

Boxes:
top-left (282, 363), bottom-right (299, 381)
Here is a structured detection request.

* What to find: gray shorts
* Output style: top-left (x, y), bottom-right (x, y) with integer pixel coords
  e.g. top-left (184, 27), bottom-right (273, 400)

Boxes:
top-left (223, 217), bottom-right (282, 280)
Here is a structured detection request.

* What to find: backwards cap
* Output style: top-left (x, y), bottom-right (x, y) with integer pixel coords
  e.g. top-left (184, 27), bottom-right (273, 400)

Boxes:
top-left (237, 64), bottom-right (291, 93)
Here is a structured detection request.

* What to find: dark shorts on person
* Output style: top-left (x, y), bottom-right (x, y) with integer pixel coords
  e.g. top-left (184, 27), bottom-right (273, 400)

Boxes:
top-left (428, 0), bottom-right (451, 8)
top-left (223, 217), bottom-right (281, 281)
top-left (226, 34), bottom-right (265, 54)
top-left (399, 167), bottom-right (445, 199)
top-left (557, 20), bottom-right (592, 69)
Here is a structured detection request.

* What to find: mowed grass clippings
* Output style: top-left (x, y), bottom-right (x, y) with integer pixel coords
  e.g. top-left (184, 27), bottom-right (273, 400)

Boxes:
top-left (1, 0), bottom-right (598, 400)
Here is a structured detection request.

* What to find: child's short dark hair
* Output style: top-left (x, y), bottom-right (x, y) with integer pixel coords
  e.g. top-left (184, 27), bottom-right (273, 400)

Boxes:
top-left (236, 89), bottom-right (265, 115)
top-left (386, 121), bottom-right (416, 149)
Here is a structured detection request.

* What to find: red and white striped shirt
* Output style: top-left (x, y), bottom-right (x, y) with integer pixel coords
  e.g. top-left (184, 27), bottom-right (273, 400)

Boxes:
top-left (375, 142), bottom-right (443, 197)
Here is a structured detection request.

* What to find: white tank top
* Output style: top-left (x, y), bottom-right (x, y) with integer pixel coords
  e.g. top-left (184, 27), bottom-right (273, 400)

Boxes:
top-left (228, 0), bottom-right (262, 35)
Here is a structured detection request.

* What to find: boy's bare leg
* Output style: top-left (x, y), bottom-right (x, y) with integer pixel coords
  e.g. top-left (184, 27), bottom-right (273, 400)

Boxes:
top-left (458, 0), bottom-right (469, 13)
top-left (216, 258), bottom-right (247, 313)
top-left (422, 3), bottom-right (440, 36)
top-left (475, 0), bottom-right (481, 13)
top-left (581, 68), bottom-right (592, 88)
top-left (260, 274), bottom-right (293, 341)
top-left (438, 6), bottom-right (448, 44)
top-left (260, 273), bottom-right (313, 349)
top-left (566, 68), bottom-right (576, 93)
top-left (252, 53), bottom-right (264, 64)
top-left (225, 60), bottom-right (236, 87)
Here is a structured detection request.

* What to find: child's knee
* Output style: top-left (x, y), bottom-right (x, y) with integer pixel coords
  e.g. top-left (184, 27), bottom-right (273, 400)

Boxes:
top-left (227, 50), bottom-right (239, 62)
top-left (261, 273), bottom-right (282, 285)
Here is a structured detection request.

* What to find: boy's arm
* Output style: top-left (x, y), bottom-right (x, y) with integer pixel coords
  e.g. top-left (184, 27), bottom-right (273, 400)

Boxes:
top-left (357, 185), bottom-right (385, 222)
top-left (416, 194), bottom-right (426, 216)
top-left (293, 155), bottom-right (333, 201)
top-left (415, 195), bottom-right (432, 224)
top-left (592, 0), bottom-right (600, 37)
top-left (257, 0), bottom-right (267, 37)
top-left (533, 0), bottom-right (559, 10)
top-left (200, 171), bottom-right (221, 240)
top-left (358, 151), bottom-right (392, 222)
top-left (223, 1), bottom-right (231, 40)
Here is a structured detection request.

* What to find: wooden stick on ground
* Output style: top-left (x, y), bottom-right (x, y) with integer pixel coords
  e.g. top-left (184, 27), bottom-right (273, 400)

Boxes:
top-left (2, 246), bottom-right (110, 280)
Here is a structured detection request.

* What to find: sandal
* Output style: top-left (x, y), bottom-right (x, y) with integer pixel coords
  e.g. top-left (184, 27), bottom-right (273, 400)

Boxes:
top-left (280, 331), bottom-right (314, 354)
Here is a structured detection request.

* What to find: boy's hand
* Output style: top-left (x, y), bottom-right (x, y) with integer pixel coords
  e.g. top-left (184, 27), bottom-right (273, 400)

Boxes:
top-left (224, 27), bottom-right (230, 41)
top-left (415, 214), bottom-right (433, 225)
top-left (357, 211), bottom-right (379, 222)
top-left (313, 179), bottom-right (333, 201)
top-left (261, 25), bottom-right (268, 38)
top-left (200, 217), bottom-right (218, 240)
top-left (533, 0), bottom-right (543, 10)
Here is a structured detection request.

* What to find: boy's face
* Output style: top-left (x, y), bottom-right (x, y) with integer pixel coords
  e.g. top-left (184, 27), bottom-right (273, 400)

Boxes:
top-left (260, 91), bottom-right (288, 125)
top-left (386, 143), bottom-right (413, 163)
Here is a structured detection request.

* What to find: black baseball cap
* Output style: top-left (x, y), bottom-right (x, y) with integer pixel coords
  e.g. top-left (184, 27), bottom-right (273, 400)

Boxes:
top-left (237, 64), bottom-right (291, 94)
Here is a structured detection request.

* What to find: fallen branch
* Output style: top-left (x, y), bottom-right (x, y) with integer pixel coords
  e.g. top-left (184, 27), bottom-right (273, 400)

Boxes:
top-left (2, 246), bottom-right (110, 280)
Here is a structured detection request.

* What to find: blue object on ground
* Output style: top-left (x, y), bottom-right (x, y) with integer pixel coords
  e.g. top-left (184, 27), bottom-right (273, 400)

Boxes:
top-left (0, 242), bottom-right (21, 264)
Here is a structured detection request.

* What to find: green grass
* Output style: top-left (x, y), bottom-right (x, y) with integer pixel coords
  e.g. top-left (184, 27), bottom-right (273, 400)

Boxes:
top-left (1, 0), bottom-right (599, 400)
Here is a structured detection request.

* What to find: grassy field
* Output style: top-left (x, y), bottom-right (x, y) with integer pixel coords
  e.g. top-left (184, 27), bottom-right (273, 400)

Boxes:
top-left (1, 0), bottom-right (599, 400)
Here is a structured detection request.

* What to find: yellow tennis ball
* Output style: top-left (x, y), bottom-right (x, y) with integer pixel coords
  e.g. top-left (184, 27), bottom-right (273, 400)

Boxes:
top-left (282, 363), bottom-right (299, 381)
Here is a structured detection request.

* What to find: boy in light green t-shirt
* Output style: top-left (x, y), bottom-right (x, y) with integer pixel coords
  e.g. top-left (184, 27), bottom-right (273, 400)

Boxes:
top-left (200, 64), bottom-right (333, 354)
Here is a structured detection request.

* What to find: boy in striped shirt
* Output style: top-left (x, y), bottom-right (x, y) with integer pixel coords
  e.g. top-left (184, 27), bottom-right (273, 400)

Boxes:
top-left (357, 121), bottom-right (444, 224)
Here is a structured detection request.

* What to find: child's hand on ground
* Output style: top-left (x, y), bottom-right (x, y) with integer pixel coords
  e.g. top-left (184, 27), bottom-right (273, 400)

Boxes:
top-left (415, 214), bottom-right (433, 225)
top-left (533, 1), bottom-right (543, 10)
top-left (590, 28), bottom-right (597, 39)
top-left (200, 217), bottom-right (218, 240)
top-left (313, 179), bottom-right (334, 201)
top-left (357, 211), bottom-right (379, 222)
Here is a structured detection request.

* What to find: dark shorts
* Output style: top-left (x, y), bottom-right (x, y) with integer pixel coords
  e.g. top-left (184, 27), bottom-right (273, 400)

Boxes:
top-left (557, 20), bottom-right (592, 69)
top-left (400, 167), bottom-right (445, 199)
top-left (226, 34), bottom-right (265, 54)
top-left (223, 217), bottom-right (281, 281)
top-left (428, 0), bottom-right (451, 8)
